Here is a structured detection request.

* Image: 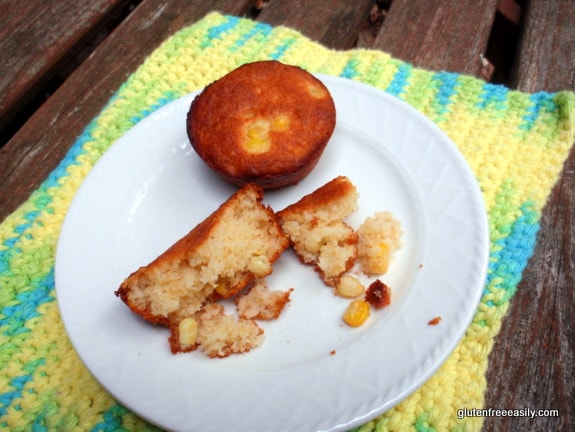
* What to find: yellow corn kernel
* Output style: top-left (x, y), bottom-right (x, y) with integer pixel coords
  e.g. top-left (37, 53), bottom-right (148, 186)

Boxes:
top-left (178, 317), bottom-right (198, 347)
top-left (244, 120), bottom-right (271, 153)
top-left (248, 255), bottom-right (272, 277)
top-left (364, 242), bottom-right (390, 275)
top-left (272, 113), bottom-right (289, 131)
top-left (247, 123), bottom-right (267, 139)
top-left (343, 300), bottom-right (370, 327)
top-left (215, 282), bottom-right (230, 296)
top-left (336, 275), bottom-right (365, 298)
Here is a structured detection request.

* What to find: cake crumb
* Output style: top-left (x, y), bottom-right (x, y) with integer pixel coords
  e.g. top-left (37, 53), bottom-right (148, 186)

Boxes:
top-left (365, 279), bottom-right (391, 309)
top-left (428, 316), bottom-right (442, 326)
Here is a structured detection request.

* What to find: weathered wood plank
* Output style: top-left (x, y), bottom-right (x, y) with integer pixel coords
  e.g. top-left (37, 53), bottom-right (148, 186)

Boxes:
top-left (370, 0), bottom-right (499, 77)
top-left (484, 3), bottom-right (575, 430)
top-left (0, 0), bottom-right (253, 221)
top-left (0, 0), bottom-right (137, 141)
top-left (256, 0), bottom-right (375, 49)
top-left (510, 0), bottom-right (575, 92)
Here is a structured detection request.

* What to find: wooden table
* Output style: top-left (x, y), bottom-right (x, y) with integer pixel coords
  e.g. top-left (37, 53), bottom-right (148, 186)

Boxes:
top-left (1, 1), bottom-right (573, 430)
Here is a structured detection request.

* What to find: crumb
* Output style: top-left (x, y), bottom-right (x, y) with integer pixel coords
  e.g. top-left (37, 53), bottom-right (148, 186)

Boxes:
top-left (428, 316), bottom-right (442, 326)
top-left (364, 279), bottom-right (391, 309)
top-left (330, 350), bottom-right (336, 356)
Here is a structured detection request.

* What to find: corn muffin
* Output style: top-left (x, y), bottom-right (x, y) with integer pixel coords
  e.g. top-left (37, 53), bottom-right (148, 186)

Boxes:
top-left (186, 60), bottom-right (336, 189)
top-left (115, 183), bottom-right (289, 354)
top-left (276, 176), bottom-right (359, 286)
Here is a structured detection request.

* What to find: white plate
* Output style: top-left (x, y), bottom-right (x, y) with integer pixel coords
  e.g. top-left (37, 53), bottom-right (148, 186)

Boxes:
top-left (55, 75), bottom-right (489, 432)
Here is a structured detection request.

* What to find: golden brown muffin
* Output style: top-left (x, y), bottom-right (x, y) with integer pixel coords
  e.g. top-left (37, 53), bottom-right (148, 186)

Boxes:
top-left (186, 60), bottom-right (336, 189)
top-left (276, 176), bottom-right (359, 287)
top-left (114, 183), bottom-right (289, 354)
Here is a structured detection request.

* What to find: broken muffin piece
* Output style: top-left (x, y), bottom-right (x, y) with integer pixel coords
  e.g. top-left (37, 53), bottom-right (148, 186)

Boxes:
top-left (236, 279), bottom-right (293, 320)
top-left (357, 211), bottom-right (402, 275)
top-left (276, 176), bottom-right (359, 287)
top-left (114, 183), bottom-right (289, 354)
top-left (194, 303), bottom-right (264, 358)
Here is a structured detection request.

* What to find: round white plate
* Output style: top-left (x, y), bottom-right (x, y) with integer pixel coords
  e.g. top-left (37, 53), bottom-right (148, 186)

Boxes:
top-left (55, 75), bottom-right (489, 432)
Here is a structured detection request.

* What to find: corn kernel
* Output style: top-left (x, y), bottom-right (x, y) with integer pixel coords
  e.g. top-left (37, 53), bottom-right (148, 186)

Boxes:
top-left (215, 282), bottom-right (230, 296)
top-left (247, 124), bottom-right (267, 139)
top-left (343, 300), bottom-right (370, 327)
top-left (336, 275), bottom-right (365, 298)
top-left (245, 138), bottom-right (270, 153)
top-left (248, 255), bottom-right (272, 277)
top-left (375, 243), bottom-right (390, 272)
top-left (244, 120), bottom-right (271, 153)
top-left (178, 317), bottom-right (198, 347)
top-left (363, 242), bottom-right (390, 275)
top-left (272, 114), bottom-right (289, 131)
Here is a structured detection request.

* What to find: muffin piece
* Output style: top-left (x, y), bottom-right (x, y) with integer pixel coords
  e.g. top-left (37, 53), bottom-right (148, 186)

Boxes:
top-left (357, 211), bottom-right (403, 275)
top-left (195, 304), bottom-right (264, 358)
top-left (236, 279), bottom-right (293, 320)
top-left (114, 183), bottom-right (289, 353)
top-left (187, 60), bottom-right (336, 189)
top-left (276, 176), bottom-right (359, 287)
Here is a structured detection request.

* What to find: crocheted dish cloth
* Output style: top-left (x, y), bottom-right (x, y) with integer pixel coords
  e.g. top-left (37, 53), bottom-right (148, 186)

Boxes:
top-left (1, 12), bottom-right (574, 432)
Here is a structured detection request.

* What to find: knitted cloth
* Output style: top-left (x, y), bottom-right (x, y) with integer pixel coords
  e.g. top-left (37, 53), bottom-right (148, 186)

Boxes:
top-left (1, 12), bottom-right (574, 432)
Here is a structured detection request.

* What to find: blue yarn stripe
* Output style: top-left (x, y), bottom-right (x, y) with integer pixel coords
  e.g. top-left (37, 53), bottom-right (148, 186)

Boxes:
top-left (385, 63), bottom-right (412, 97)
top-left (0, 374), bottom-right (33, 417)
top-left (340, 58), bottom-right (359, 79)
top-left (484, 201), bottom-right (539, 305)
top-left (520, 91), bottom-right (556, 131)
top-left (207, 15), bottom-right (240, 42)
top-left (91, 405), bottom-right (130, 432)
top-left (431, 71), bottom-right (460, 116)
top-left (231, 22), bottom-right (272, 52)
top-left (477, 82), bottom-right (509, 111)
top-left (269, 37), bottom-right (296, 60)
top-left (0, 358), bottom-right (44, 418)
top-left (0, 268), bottom-right (55, 336)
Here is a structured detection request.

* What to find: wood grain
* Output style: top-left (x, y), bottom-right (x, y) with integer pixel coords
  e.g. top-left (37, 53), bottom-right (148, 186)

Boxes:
top-left (257, 0), bottom-right (375, 49)
top-left (0, 0), bottom-right (137, 141)
top-left (371, 0), bottom-right (499, 77)
top-left (510, 0), bottom-right (575, 92)
top-left (484, 2), bottom-right (575, 429)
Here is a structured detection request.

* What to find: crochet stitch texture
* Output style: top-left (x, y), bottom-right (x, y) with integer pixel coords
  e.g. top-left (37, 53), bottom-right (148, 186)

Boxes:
top-left (1, 12), bottom-right (574, 432)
